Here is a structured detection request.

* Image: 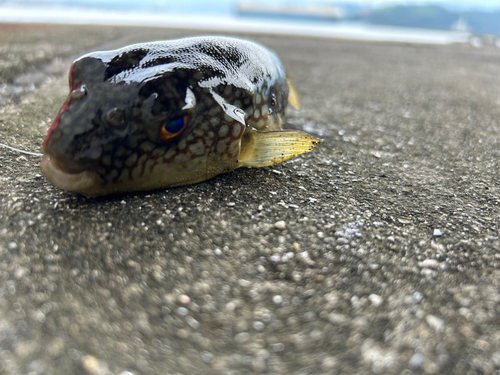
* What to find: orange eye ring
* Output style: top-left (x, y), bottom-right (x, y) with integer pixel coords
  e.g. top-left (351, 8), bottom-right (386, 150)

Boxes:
top-left (160, 116), bottom-right (188, 141)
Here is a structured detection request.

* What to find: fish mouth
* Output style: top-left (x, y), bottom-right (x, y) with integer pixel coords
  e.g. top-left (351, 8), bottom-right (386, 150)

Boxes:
top-left (41, 152), bottom-right (104, 197)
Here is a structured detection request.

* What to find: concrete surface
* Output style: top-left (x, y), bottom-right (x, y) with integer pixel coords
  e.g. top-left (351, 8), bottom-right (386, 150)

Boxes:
top-left (0, 23), bottom-right (500, 375)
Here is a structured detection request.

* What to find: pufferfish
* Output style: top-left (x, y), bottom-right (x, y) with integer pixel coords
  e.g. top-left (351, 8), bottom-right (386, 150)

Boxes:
top-left (41, 36), bottom-right (321, 197)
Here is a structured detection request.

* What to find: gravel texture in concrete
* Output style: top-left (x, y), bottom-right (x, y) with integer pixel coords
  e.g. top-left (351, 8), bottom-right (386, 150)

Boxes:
top-left (0, 23), bottom-right (500, 375)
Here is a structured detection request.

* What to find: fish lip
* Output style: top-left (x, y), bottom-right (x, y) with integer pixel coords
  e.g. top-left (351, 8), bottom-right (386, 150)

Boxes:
top-left (41, 152), bottom-right (102, 196)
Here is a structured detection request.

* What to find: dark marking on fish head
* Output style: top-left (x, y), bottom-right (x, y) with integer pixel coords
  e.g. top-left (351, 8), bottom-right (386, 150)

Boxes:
top-left (43, 46), bottom-right (247, 196)
top-left (244, 75), bottom-right (289, 131)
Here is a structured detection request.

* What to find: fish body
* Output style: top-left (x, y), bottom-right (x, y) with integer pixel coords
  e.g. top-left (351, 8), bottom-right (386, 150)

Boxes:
top-left (42, 36), bottom-right (320, 197)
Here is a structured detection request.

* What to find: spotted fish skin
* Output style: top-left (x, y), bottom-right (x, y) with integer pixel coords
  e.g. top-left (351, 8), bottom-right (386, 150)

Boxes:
top-left (41, 36), bottom-right (304, 197)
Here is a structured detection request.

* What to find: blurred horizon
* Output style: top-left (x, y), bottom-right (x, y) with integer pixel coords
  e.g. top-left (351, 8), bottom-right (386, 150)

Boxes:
top-left (1, 0), bottom-right (500, 44)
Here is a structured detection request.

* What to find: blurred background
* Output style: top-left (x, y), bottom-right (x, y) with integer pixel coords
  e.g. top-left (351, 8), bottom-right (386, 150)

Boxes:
top-left (0, 0), bottom-right (499, 46)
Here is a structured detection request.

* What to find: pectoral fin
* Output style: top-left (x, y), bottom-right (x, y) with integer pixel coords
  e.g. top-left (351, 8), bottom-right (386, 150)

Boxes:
top-left (287, 75), bottom-right (300, 109)
top-left (238, 129), bottom-right (321, 168)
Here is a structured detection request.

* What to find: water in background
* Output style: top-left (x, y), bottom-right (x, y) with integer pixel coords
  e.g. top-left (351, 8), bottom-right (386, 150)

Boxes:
top-left (0, 0), bottom-right (498, 46)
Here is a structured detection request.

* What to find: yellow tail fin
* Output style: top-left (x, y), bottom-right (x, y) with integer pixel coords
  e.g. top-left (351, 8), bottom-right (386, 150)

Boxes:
top-left (238, 129), bottom-right (321, 168)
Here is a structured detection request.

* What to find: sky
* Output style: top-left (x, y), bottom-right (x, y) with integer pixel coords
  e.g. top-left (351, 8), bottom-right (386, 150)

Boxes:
top-left (4, 0), bottom-right (500, 12)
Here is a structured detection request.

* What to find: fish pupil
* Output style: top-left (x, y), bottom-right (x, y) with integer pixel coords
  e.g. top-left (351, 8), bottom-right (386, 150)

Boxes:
top-left (165, 118), bottom-right (184, 133)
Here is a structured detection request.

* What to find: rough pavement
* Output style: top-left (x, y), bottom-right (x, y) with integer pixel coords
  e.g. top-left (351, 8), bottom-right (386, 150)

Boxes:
top-left (0, 23), bottom-right (500, 375)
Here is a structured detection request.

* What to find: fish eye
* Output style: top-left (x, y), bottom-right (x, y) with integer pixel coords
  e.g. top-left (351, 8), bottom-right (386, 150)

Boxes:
top-left (160, 116), bottom-right (188, 141)
top-left (70, 84), bottom-right (87, 100)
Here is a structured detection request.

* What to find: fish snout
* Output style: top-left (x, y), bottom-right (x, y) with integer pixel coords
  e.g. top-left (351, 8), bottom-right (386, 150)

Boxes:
top-left (41, 137), bottom-right (103, 197)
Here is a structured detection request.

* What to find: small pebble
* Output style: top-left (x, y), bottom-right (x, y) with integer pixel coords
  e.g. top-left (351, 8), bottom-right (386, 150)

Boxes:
top-left (272, 295), bottom-right (283, 305)
top-left (304, 289), bottom-right (315, 298)
top-left (420, 259), bottom-right (439, 269)
top-left (475, 339), bottom-right (490, 351)
top-left (126, 260), bottom-right (141, 272)
top-left (68, 349), bottom-right (80, 360)
top-left (186, 316), bottom-right (200, 330)
top-left (433, 229), bottom-right (442, 237)
top-left (274, 220), bottom-right (286, 230)
top-left (322, 356), bottom-right (339, 370)
top-left (426, 314), bottom-right (445, 332)
top-left (238, 279), bottom-right (251, 287)
top-left (226, 202), bottom-right (235, 207)
top-left (270, 254), bottom-right (281, 263)
top-left (409, 353), bottom-right (424, 369)
top-left (458, 307), bottom-right (472, 319)
top-left (177, 307), bottom-right (189, 316)
top-left (200, 351), bottom-right (214, 364)
top-left (82, 355), bottom-right (108, 375)
top-left (491, 352), bottom-right (500, 367)
top-left (225, 301), bottom-right (237, 312)
top-left (413, 292), bottom-right (424, 302)
top-left (368, 294), bottom-right (383, 307)
top-left (81, 356), bottom-right (99, 374)
top-left (437, 353), bottom-right (450, 366)
top-left (256, 349), bottom-right (270, 359)
top-left (303, 311), bottom-right (316, 321)
top-left (252, 321), bottom-right (265, 331)
top-left (178, 294), bottom-right (191, 305)
top-left (176, 329), bottom-right (190, 339)
top-left (234, 332), bottom-right (250, 344)
top-left (270, 343), bottom-right (285, 352)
